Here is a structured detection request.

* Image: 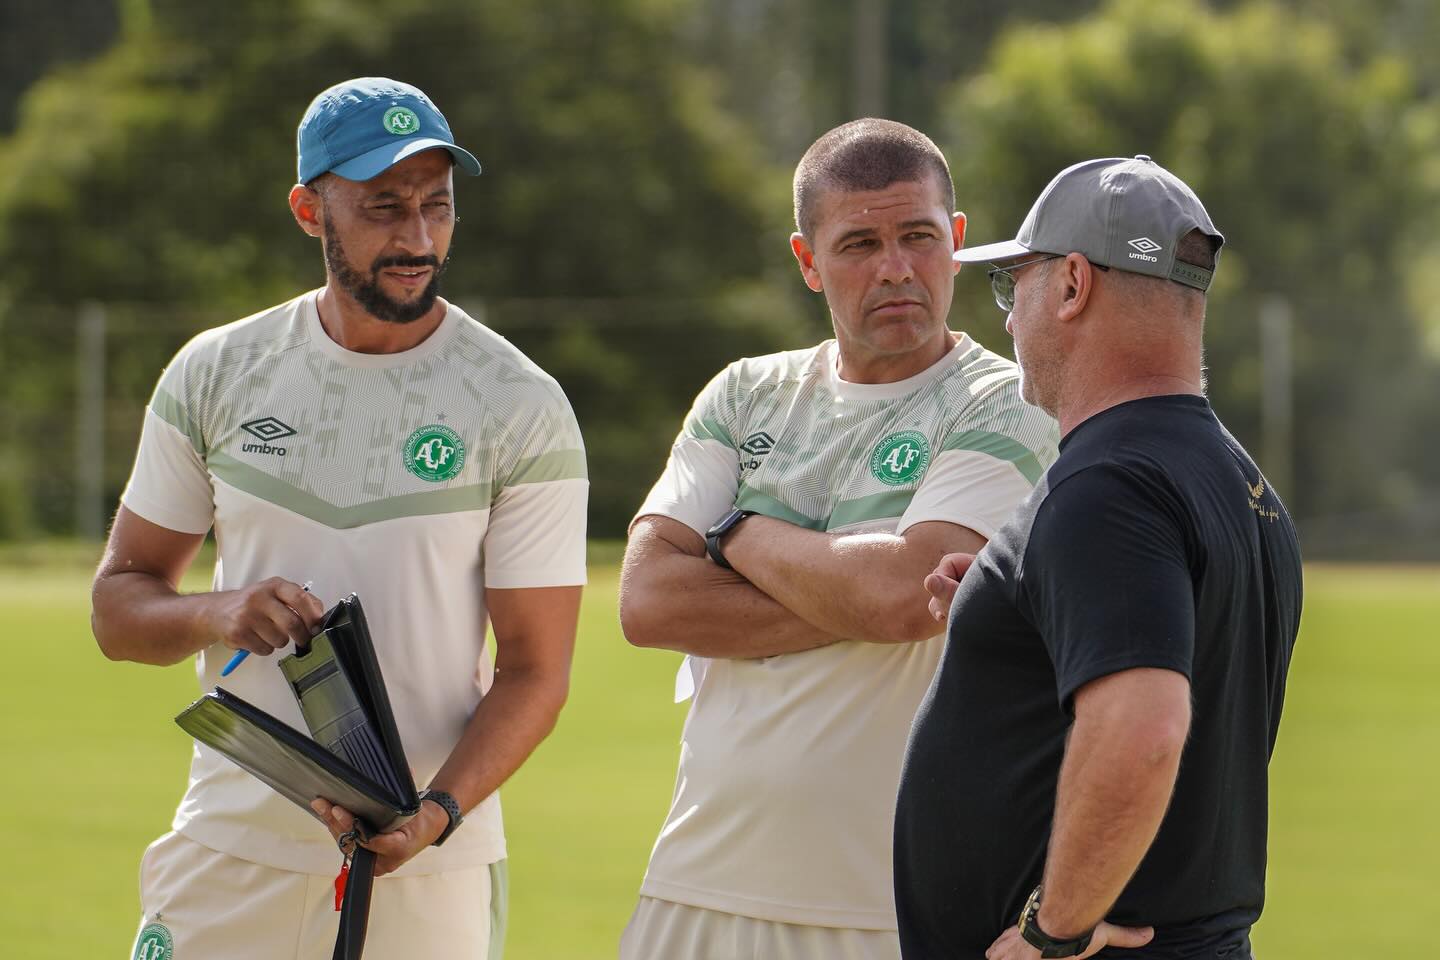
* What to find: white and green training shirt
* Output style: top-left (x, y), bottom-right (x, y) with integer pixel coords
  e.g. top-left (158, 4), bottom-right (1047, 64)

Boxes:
top-left (122, 290), bottom-right (588, 877)
top-left (634, 334), bottom-right (1058, 929)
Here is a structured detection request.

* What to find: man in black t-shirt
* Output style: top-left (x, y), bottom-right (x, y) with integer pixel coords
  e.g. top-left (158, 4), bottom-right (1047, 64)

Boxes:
top-left (893, 157), bottom-right (1302, 960)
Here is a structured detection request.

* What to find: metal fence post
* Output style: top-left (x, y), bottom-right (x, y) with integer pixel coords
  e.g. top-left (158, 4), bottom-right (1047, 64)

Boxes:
top-left (1261, 297), bottom-right (1294, 498)
top-left (852, 0), bottom-right (888, 118)
top-left (75, 301), bottom-right (107, 539)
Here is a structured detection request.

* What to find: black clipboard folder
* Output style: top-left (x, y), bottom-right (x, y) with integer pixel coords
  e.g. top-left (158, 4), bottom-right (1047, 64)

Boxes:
top-left (175, 594), bottom-right (414, 959)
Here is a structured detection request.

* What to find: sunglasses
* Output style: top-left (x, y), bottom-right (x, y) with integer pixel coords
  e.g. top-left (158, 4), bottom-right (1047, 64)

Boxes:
top-left (986, 254), bottom-right (1108, 312)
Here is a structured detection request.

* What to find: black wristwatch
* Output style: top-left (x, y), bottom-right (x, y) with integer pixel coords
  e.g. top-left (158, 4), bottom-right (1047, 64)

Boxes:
top-left (420, 789), bottom-right (464, 847)
top-left (1018, 886), bottom-right (1094, 958)
top-left (704, 508), bottom-right (754, 570)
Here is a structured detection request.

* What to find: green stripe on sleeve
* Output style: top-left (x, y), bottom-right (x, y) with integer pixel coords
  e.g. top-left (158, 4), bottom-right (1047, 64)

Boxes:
top-left (689, 416), bottom-right (737, 449)
top-left (208, 453), bottom-right (491, 528)
top-left (941, 430), bottom-right (1044, 485)
top-left (507, 449), bottom-right (588, 486)
top-left (735, 486), bottom-right (824, 530)
top-left (150, 387), bottom-right (205, 455)
top-left (827, 489), bottom-right (916, 530)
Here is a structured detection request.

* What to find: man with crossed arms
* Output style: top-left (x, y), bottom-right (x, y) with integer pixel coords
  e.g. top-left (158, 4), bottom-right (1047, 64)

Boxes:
top-left (618, 118), bottom-right (1058, 959)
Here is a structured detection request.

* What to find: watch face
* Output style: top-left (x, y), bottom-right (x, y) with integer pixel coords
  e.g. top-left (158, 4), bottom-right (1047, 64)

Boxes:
top-left (709, 507), bottom-right (745, 536)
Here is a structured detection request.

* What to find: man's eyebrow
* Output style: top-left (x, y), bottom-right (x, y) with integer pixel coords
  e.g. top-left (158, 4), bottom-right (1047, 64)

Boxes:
top-left (832, 218), bottom-right (945, 247)
top-left (363, 186), bottom-right (453, 201)
top-left (832, 226), bottom-right (877, 248)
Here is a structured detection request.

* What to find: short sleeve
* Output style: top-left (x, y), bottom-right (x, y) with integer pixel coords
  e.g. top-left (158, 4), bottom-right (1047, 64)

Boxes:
top-left (120, 367), bottom-right (215, 535)
top-left (482, 381), bottom-right (589, 589)
top-left (632, 366), bottom-right (741, 536)
top-left (1019, 464), bottom-right (1196, 713)
top-left (898, 378), bottom-right (1058, 538)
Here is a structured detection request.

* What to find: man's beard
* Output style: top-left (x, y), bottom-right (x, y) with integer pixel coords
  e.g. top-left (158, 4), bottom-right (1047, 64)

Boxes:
top-left (323, 218), bottom-right (451, 324)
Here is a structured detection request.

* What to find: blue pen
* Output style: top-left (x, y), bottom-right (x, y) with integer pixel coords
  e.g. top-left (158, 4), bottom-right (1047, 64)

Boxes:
top-left (220, 580), bottom-right (313, 677)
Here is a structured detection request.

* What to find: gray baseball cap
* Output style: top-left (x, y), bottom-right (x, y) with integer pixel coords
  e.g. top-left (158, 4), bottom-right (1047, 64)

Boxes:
top-left (954, 155), bottom-right (1223, 291)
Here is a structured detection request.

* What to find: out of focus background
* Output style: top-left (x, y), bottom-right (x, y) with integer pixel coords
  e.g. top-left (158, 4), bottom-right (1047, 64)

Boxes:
top-left (5, 0), bottom-right (1440, 549)
top-left (1, 0), bottom-right (1436, 957)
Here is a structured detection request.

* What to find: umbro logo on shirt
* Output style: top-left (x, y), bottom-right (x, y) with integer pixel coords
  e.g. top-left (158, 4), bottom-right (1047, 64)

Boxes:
top-left (740, 432), bottom-right (775, 456)
top-left (740, 431), bottom-right (775, 472)
top-left (241, 416), bottom-right (297, 457)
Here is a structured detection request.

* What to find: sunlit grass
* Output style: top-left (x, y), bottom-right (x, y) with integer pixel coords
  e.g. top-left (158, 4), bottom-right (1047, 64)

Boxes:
top-left (0, 553), bottom-right (1431, 957)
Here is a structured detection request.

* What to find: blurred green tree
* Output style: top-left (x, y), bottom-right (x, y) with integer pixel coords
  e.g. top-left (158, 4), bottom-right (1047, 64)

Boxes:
top-left (938, 0), bottom-right (1440, 541)
top-left (0, 0), bottom-right (810, 535)
top-left (0, 0), bottom-right (120, 133)
top-left (4, 0), bottom-right (1438, 551)
top-left (1281, 0), bottom-right (1440, 93)
top-left (684, 0), bottom-right (1094, 165)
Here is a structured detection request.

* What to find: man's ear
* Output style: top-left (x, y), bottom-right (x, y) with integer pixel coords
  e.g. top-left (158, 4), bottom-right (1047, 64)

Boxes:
top-left (289, 183), bottom-right (324, 239)
top-left (790, 232), bottom-right (824, 293)
top-left (1056, 253), bottom-right (1097, 323)
top-left (951, 211), bottom-right (968, 275)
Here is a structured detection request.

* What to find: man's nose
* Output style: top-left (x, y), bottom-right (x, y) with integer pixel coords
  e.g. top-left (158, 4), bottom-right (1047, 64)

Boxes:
top-left (392, 207), bottom-right (434, 256)
top-left (875, 243), bottom-right (914, 285)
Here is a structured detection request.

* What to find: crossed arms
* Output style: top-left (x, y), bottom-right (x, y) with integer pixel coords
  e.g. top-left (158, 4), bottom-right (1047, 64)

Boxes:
top-left (619, 511), bottom-right (985, 657)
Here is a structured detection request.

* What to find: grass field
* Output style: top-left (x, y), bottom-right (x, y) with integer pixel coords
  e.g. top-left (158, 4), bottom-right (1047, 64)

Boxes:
top-left (0, 544), bottom-right (1434, 957)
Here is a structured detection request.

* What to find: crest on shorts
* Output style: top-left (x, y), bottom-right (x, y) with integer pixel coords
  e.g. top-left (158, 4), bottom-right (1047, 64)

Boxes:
top-left (133, 921), bottom-right (174, 960)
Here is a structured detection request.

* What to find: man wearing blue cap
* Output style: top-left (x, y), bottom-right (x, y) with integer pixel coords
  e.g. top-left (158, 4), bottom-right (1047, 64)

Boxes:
top-left (94, 78), bottom-right (587, 959)
top-left (892, 157), bottom-right (1303, 959)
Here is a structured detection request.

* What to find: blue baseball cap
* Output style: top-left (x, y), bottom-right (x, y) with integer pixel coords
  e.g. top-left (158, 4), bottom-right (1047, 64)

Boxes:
top-left (296, 77), bottom-right (482, 185)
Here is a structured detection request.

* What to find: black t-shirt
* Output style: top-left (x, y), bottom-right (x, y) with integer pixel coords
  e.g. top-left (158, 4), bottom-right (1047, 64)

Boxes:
top-left (894, 395), bottom-right (1302, 959)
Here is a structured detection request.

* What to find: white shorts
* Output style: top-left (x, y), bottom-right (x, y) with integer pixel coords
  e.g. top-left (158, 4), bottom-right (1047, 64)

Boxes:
top-left (129, 831), bottom-right (506, 960)
top-left (619, 897), bottom-right (900, 960)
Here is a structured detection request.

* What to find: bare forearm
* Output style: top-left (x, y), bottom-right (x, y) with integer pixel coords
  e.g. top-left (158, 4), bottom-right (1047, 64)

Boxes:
top-left (93, 571), bottom-right (321, 668)
top-left (1037, 671), bottom-right (1190, 938)
top-left (620, 516), bottom-right (839, 657)
top-left (621, 547), bottom-right (840, 657)
top-left (93, 513), bottom-right (323, 667)
top-left (427, 668), bottom-right (568, 812)
top-left (92, 572), bottom-right (216, 665)
top-left (724, 516), bottom-right (960, 644)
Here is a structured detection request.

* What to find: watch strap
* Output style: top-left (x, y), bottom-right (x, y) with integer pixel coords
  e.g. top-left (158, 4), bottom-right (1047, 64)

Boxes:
top-left (705, 530), bottom-right (734, 569)
top-left (1018, 886), bottom-right (1094, 958)
top-left (420, 789), bottom-right (464, 847)
top-left (704, 508), bottom-right (754, 570)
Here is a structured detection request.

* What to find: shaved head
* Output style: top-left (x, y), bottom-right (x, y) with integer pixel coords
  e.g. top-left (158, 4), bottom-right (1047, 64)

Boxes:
top-left (793, 119), bottom-right (955, 239)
